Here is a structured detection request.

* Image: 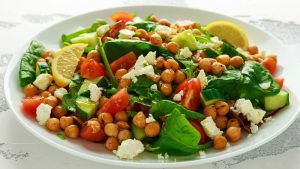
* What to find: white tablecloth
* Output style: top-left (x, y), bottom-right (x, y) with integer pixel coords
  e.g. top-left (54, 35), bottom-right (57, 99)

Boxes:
top-left (1, 0), bottom-right (300, 168)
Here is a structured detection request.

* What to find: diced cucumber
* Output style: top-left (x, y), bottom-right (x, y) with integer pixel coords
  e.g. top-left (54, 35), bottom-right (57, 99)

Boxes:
top-left (75, 96), bottom-right (99, 120)
top-left (36, 62), bottom-right (50, 76)
top-left (220, 42), bottom-right (246, 60)
top-left (264, 90), bottom-right (289, 111)
top-left (131, 123), bottom-right (146, 140)
top-left (203, 47), bottom-right (220, 58)
top-left (78, 76), bottom-right (108, 97)
top-left (172, 30), bottom-right (198, 51)
top-left (200, 88), bottom-right (226, 106)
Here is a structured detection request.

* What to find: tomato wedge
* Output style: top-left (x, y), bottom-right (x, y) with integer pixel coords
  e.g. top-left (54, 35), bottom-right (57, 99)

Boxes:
top-left (80, 59), bottom-right (105, 80)
top-left (100, 88), bottom-right (130, 115)
top-left (22, 96), bottom-right (43, 117)
top-left (176, 20), bottom-right (196, 29)
top-left (110, 12), bottom-right (134, 23)
top-left (80, 120), bottom-right (107, 142)
top-left (261, 56), bottom-right (277, 75)
top-left (110, 52), bottom-right (137, 73)
top-left (109, 20), bottom-right (126, 38)
top-left (189, 120), bottom-right (207, 144)
top-left (175, 78), bottom-right (201, 111)
top-left (275, 77), bottom-right (284, 89)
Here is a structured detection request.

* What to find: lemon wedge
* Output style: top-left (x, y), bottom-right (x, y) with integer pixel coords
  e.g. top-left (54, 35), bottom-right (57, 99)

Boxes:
top-left (206, 21), bottom-right (249, 50)
top-left (52, 44), bottom-right (87, 87)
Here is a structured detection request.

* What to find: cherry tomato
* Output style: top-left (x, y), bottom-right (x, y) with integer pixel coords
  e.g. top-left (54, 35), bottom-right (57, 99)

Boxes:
top-left (109, 20), bottom-right (126, 38)
top-left (261, 57), bottom-right (277, 75)
top-left (110, 52), bottom-right (137, 73)
top-left (80, 120), bottom-right (107, 142)
top-left (189, 120), bottom-right (207, 144)
top-left (22, 96), bottom-right (43, 117)
top-left (110, 12), bottom-right (134, 23)
top-left (175, 78), bottom-right (201, 111)
top-left (80, 59), bottom-right (105, 80)
top-left (100, 88), bottom-right (130, 115)
top-left (275, 77), bottom-right (284, 89)
top-left (176, 20), bottom-right (196, 29)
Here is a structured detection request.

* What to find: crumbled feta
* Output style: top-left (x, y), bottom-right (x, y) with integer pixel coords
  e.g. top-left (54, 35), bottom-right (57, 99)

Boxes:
top-left (150, 84), bottom-right (158, 90)
top-left (157, 153), bottom-right (169, 160)
top-left (118, 29), bottom-right (135, 39)
top-left (155, 25), bottom-right (172, 36)
top-left (199, 151), bottom-right (206, 157)
top-left (113, 139), bottom-right (144, 159)
top-left (210, 36), bottom-right (222, 45)
top-left (33, 74), bottom-right (53, 90)
top-left (179, 47), bottom-right (193, 58)
top-left (234, 99), bottom-right (266, 124)
top-left (264, 116), bottom-right (274, 123)
top-left (250, 123), bottom-right (259, 134)
top-left (88, 84), bottom-right (102, 102)
top-left (96, 24), bottom-right (110, 37)
top-left (133, 17), bottom-right (143, 22)
top-left (259, 81), bottom-right (271, 89)
top-left (145, 51), bottom-right (156, 65)
top-left (36, 103), bottom-right (52, 126)
top-left (226, 142), bottom-right (231, 147)
top-left (146, 114), bottom-right (156, 123)
top-left (173, 90), bottom-right (184, 102)
top-left (197, 70), bottom-right (208, 89)
top-left (200, 117), bottom-right (223, 139)
top-left (54, 88), bottom-right (68, 100)
top-left (247, 134), bottom-right (252, 138)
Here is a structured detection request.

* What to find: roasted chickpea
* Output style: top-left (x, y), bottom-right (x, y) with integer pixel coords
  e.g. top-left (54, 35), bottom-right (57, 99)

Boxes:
top-left (192, 28), bottom-right (201, 35)
top-left (158, 18), bottom-right (171, 26)
top-left (72, 116), bottom-right (83, 126)
top-left (164, 59), bottom-right (179, 70)
top-left (211, 62), bottom-right (226, 75)
top-left (213, 135), bottom-right (228, 150)
top-left (135, 29), bottom-right (148, 39)
top-left (64, 125), bottom-right (79, 138)
top-left (215, 116), bottom-right (228, 130)
top-left (247, 45), bottom-right (259, 55)
top-left (174, 70), bottom-right (186, 84)
top-left (160, 83), bottom-right (172, 96)
top-left (133, 111), bottom-right (146, 128)
top-left (116, 121), bottom-right (130, 130)
top-left (150, 15), bottom-right (159, 22)
top-left (125, 25), bottom-right (137, 31)
top-left (43, 96), bottom-right (58, 107)
top-left (161, 69), bottom-right (175, 83)
top-left (48, 85), bottom-right (58, 95)
top-left (226, 127), bottom-right (241, 142)
top-left (59, 116), bottom-right (74, 129)
top-left (53, 105), bottom-right (66, 118)
top-left (199, 58), bottom-right (212, 73)
top-left (215, 101), bottom-right (229, 116)
top-left (98, 112), bottom-right (113, 124)
top-left (155, 56), bottom-right (165, 69)
top-left (230, 56), bottom-right (244, 68)
top-left (115, 69), bottom-right (128, 80)
top-left (203, 105), bottom-right (217, 120)
top-left (145, 122), bottom-right (161, 137)
top-left (246, 55), bottom-right (255, 61)
top-left (114, 111), bottom-right (128, 122)
top-left (119, 78), bottom-right (131, 89)
top-left (87, 50), bottom-right (100, 62)
top-left (23, 84), bottom-right (38, 97)
top-left (150, 33), bottom-right (162, 46)
top-left (40, 91), bottom-right (51, 97)
top-left (227, 118), bottom-right (240, 128)
top-left (118, 129), bottom-right (132, 142)
top-left (147, 74), bottom-right (160, 82)
top-left (104, 123), bottom-right (119, 137)
top-left (105, 137), bottom-right (119, 151)
top-left (166, 42), bottom-right (180, 54)
top-left (46, 118), bottom-right (60, 132)
top-left (40, 50), bottom-right (53, 59)
top-left (216, 55), bottom-right (230, 66)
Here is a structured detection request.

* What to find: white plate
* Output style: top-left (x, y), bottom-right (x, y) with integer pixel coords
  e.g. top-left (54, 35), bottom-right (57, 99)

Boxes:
top-left (4, 5), bottom-right (300, 168)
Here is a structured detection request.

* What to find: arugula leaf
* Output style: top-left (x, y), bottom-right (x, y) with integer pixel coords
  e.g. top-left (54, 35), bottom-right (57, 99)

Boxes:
top-left (69, 73), bottom-right (84, 94)
top-left (148, 108), bottom-right (212, 155)
top-left (127, 21), bottom-right (157, 32)
top-left (61, 93), bottom-right (78, 112)
top-left (180, 59), bottom-right (198, 78)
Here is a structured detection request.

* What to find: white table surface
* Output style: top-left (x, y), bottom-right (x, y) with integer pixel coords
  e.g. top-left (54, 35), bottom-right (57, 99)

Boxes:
top-left (1, 0), bottom-right (300, 168)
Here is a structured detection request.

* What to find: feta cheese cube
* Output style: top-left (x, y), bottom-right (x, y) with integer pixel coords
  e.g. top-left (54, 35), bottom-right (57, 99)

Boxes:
top-left (234, 99), bottom-right (266, 124)
top-left (197, 70), bottom-right (208, 89)
top-left (199, 151), bottom-right (206, 157)
top-left (96, 24), bottom-right (110, 37)
top-left (200, 117), bottom-right (223, 139)
top-left (146, 114), bottom-right (156, 123)
top-left (173, 90), bottom-right (184, 102)
top-left (88, 84), bottom-right (102, 102)
top-left (33, 74), bottom-right (53, 90)
top-left (150, 84), bottom-right (158, 90)
top-left (36, 103), bottom-right (52, 126)
top-left (133, 17), bottom-right (143, 22)
top-left (144, 51), bottom-right (156, 65)
top-left (54, 88), bottom-right (68, 100)
top-left (179, 47), bottom-right (193, 58)
top-left (113, 139), bottom-right (144, 159)
top-left (118, 29), bottom-right (135, 39)
top-left (155, 25), bottom-right (172, 36)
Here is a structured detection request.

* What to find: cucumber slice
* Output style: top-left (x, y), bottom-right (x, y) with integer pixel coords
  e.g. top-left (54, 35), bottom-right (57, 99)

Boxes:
top-left (78, 76), bottom-right (108, 97)
top-left (220, 42), bottom-right (246, 60)
top-left (264, 90), bottom-right (289, 111)
top-left (201, 88), bottom-right (226, 106)
top-left (36, 62), bottom-right (50, 76)
top-left (203, 47), bottom-right (220, 58)
top-left (172, 30), bottom-right (198, 51)
top-left (131, 123), bottom-right (146, 140)
top-left (75, 96), bottom-right (99, 120)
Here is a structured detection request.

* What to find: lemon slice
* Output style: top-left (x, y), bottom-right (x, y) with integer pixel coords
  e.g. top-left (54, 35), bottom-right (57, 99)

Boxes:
top-left (206, 21), bottom-right (249, 50)
top-left (52, 44), bottom-right (87, 87)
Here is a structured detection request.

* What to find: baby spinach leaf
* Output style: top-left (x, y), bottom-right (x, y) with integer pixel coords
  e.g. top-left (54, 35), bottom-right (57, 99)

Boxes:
top-left (220, 42), bottom-right (246, 60)
top-left (127, 21), bottom-right (157, 32)
top-left (180, 59), bottom-right (198, 78)
top-left (61, 93), bottom-right (78, 112)
top-left (26, 40), bottom-right (46, 56)
top-left (69, 73), bottom-right (84, 94)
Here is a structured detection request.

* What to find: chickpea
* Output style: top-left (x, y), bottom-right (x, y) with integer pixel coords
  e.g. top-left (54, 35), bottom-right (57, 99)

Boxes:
top-left (115, 69), bottom-right (128, 80)
top-left (99, 96), bottom-right (109, 109)
top-left (203, 105), bottom-right (217, 120)
top-left (98, 113), bottom-right (113, 124)
top-left (230, 56), bottom-right (244, 68)
top-left (145, 122), bottom-right (161, 137)
top-left (246, 55), bottom-right (255, 61)
top-left (161, 69), bottom-right (175, 83)
top-left (150, 33), bottom-right (162, 46)
top-left (77, 57), bottom-right (86, 70)
top-left (135, 29), bottom-right (148, 39)
top-left (133, 111), bottom-right (146, 128)
top-left (48, 85), bottom-right (58, 95)
top-left (216, 55), bottom-right (230, 66)
top-left (166, 42), bottom-right (180, 54)
top-left (226, 127), bottom-right (241, 142)
top-left (158, 18), bottom-right (171, 26)
top-left (174, 70), bottom-right (186, 84)
top-left (247, 45), bottom-right (259, 55)
top-left (114, 111), bottom-right (128, 122)
top-left (125, 25), bottom-right (137, 31)
top-left (147, 74), bottom-right (160, 82)
top-left (199, 58), bottom-right (212, 73)
top-left (164, 59), bottom-right (179, 70)
top-left (64, 125), bottom-right (79, 138)
top-left (211, 62), bottom-right (226, 75)
top-left (104, 123), bottom-right (119, 137)
top-left (155, 56), bottom-right (165, 69)
top-left (46, 118), bottom-right (60, 132)
top-left (215, 116), bottom-right (228, 130)
top-left (118, 129), bottom-right (132, 142)
top-left (40, 91), bottom-right (52, 97)
top-left (105, 137), bottom-right (119, 151)
top-left (87, 50), bottom-right (100, 62)
top-left (43, 96), bottom-right (58, 107)
top-left (227, 118), bottom-right (240, 128)
top-left (72, 116), bottom-right (83, 126)
top-left (23, 84), bottom-right (38, 97)
top-left (40, 50), bottom-right (53, 59)
top-left (59, 116), bottom-right (74, 129)
top-left (192, 29), bottom-right (201, 35)
top-left (119, 79), bottom-right (131, 88)
top-left (116, 121), bottom-right (130, 130)
top-left (160, 83), bottom-right (172, 96)
top-left (213, 135), bottom-right (228, 150)
top-left (150, 15), bottom-right (159, 22)
top-left (53, 105), bottom-right (66, 118)
top-left (215, 101), bottom-right (229, 116)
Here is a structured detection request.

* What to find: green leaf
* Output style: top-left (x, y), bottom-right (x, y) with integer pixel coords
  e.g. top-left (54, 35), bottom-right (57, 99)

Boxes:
top-left (220, 42), bottom-right (246, 60)
top-left (180, 59), bottom-right (198, 78)
top-left (26, 40), bottom-right (46, 56)
top-left (127, 21), bottom-right (157, 32)
top-left (61, 94), bottom-right (78, 112)
top-left (69, 73), bottom-right (84, 94)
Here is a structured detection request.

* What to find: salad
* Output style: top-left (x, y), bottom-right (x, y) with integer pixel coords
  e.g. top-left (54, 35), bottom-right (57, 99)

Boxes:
top-left (19, 12), bottom-right (289, 159)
